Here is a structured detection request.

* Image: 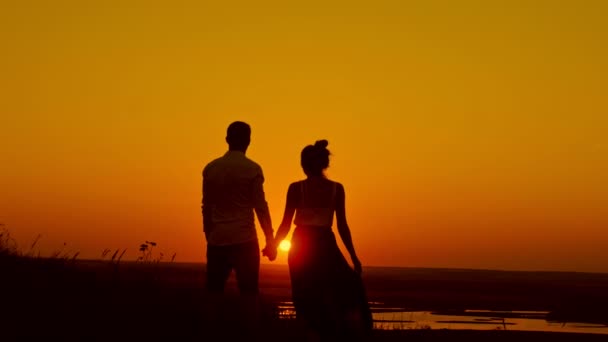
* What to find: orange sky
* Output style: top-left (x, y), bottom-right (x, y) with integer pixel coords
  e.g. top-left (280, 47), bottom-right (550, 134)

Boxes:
top-left (1, 0), bottom-right (607, 272)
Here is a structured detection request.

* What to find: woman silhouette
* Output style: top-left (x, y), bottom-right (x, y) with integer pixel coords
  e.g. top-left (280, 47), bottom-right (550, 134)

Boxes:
top-left (272, 140), bottom-right (372, 341)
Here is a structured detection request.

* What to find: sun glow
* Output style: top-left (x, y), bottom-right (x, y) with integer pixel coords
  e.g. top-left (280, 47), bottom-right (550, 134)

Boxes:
top-left (279, 240), bottom-right (291, 252)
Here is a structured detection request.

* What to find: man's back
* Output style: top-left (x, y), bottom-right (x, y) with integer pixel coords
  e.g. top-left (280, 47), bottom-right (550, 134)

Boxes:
top-left (202, 120), bottom-right (275, 316)
top-left (203, 150), bottom-right (267, 246)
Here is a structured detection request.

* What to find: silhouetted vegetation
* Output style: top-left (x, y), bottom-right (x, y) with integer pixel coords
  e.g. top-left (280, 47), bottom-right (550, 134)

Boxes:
top-left (1, 227), bottom-right (607, 341)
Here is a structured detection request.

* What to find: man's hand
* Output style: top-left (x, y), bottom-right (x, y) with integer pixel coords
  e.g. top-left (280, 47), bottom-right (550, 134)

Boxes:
top-left (262, 243), bottom-right (278, 261)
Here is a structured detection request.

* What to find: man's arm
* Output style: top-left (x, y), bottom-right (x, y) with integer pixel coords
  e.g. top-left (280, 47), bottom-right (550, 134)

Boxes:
top-left (202, 170), bottom-right (213, 241)
top-left (252, 167), bottom-right (274, 248)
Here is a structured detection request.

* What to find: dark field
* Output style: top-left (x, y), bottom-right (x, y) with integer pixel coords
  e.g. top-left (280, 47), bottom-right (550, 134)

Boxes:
top-left (2, 255), bottom-right (608, 341)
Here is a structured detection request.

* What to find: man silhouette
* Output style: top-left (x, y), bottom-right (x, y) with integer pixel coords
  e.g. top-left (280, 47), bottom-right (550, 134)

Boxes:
top-left (202, 121), bottom-right (276, 338)
top-left (201, 121), bottom-right (276, 335)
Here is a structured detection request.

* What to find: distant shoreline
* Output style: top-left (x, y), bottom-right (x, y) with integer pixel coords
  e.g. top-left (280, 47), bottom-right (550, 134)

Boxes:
top-left (73, 258), bottom-right (608, 275)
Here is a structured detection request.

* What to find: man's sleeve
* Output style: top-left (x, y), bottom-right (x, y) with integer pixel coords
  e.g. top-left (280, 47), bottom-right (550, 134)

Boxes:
top-left (253, 166), bottom-right (273, 241)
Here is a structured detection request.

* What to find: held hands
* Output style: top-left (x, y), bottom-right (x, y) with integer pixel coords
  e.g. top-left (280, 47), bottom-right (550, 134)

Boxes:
top-left (262, 240), bottom-right (278, 261)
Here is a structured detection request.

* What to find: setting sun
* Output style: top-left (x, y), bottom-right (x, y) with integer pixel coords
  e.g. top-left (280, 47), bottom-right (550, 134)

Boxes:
top-left (279, 240), bottom-right (291, 252)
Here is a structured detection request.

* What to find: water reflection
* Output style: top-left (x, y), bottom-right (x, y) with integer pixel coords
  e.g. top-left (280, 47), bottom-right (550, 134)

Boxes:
top-left (275, 302), bottom-right (608, 335)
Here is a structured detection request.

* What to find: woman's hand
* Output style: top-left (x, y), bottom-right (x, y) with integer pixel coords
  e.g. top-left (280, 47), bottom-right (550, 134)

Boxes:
top-left (262, 245), bottom-right (277, 261)
top-left (262, 240), bottom-right (278, 261)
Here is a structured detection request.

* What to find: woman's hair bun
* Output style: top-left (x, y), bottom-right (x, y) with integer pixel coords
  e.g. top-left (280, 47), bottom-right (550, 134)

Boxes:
top-left (314, 140), bottom-right (329, 149)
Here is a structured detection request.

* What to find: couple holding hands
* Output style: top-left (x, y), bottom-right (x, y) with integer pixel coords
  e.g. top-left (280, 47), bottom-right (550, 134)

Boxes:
top-left (202, 121), bottom-right (372, 340)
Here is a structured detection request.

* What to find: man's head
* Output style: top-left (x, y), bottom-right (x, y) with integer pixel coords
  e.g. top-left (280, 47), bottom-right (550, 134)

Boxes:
top-left (226, 121), bottom-right (251, 152)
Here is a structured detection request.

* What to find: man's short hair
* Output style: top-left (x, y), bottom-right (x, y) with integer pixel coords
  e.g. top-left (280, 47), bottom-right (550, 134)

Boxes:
top-left (226, 121), bottom-right (251, 149)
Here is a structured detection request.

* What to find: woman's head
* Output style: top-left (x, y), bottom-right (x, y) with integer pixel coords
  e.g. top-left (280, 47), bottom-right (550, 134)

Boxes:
top-left (301, 140), bottom-right (330, 177)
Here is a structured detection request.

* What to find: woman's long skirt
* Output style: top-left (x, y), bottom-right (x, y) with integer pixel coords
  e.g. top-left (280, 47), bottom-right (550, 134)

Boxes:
top-left (288, 226), bottom-right (373, 337)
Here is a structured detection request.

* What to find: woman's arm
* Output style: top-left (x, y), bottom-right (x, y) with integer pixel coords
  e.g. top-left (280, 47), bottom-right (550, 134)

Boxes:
top-left (335, 182), bottom-right (362, 273)
top-left (274, 183), bottom-right (298, 244)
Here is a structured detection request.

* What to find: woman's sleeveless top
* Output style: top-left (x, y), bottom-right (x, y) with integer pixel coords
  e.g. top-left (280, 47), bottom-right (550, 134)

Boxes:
top-left (293, 180), bottom-right (337, 227)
